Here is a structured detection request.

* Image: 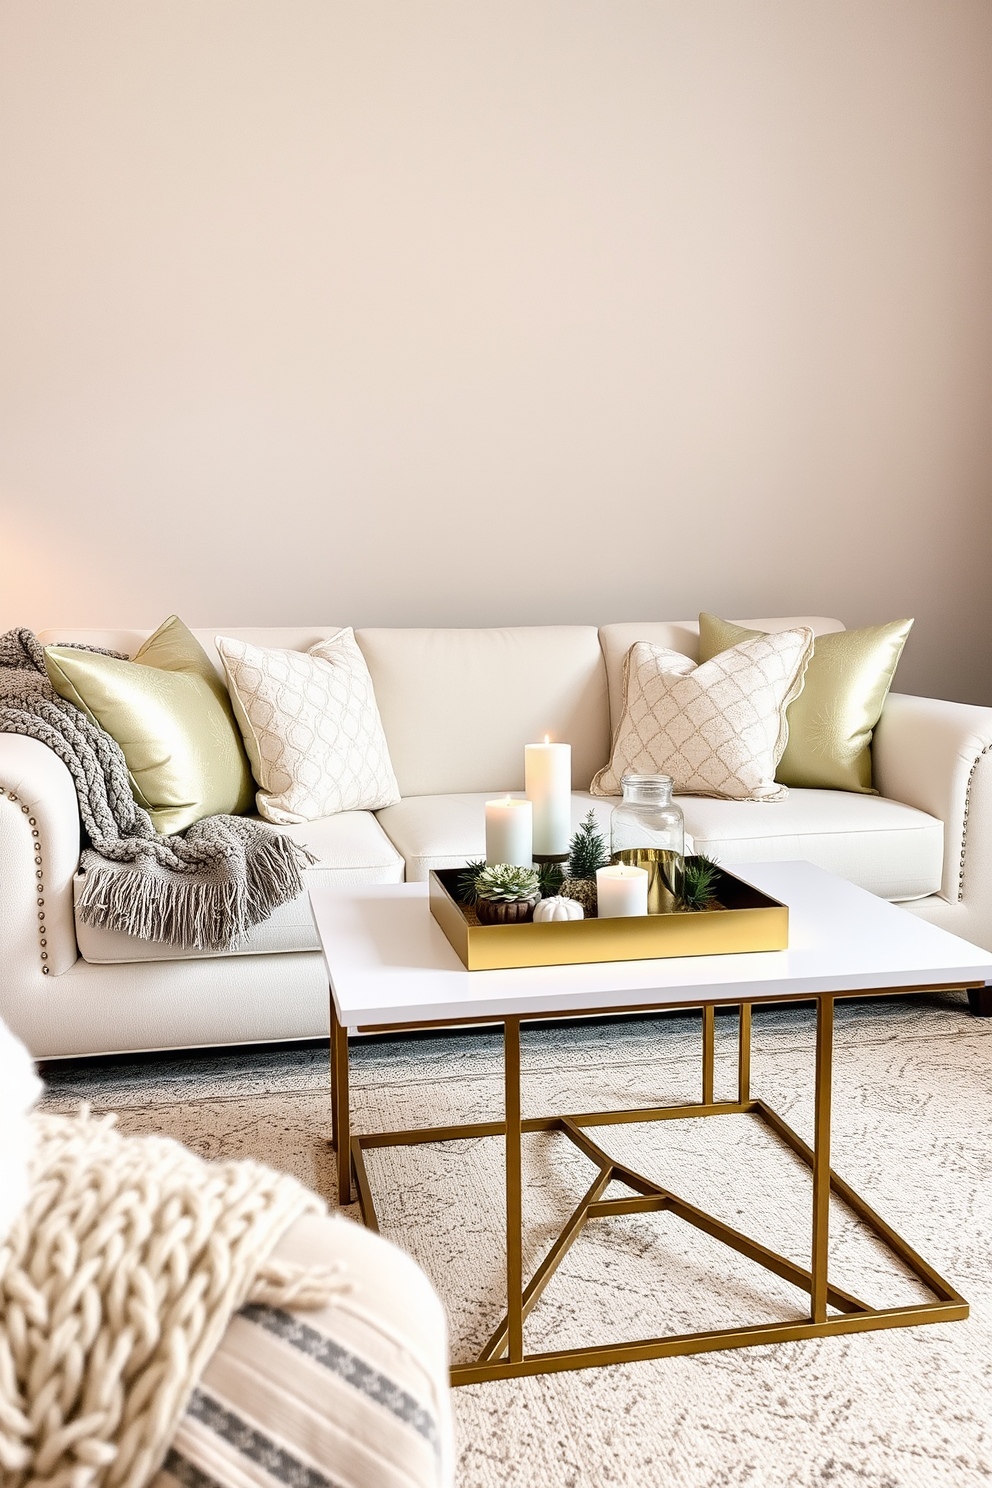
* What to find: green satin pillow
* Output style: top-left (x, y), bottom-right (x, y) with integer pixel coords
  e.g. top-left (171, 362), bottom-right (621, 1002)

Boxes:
top-left (697, 614), bottom-right (913, 793)
top-left (44, 615), bottom-right (255, 834)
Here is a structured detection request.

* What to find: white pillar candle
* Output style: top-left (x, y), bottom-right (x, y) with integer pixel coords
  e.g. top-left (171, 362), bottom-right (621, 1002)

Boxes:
top-left (485, 796), bottom-right (533, 867)
top-left (596, 864), bottom-right (649, 918)
top-left (524, 738), bottom-right (572, 857)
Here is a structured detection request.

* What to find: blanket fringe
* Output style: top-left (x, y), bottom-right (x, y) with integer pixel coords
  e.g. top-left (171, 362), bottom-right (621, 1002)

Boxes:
top-left (76, 834), bottom-right (316, 951)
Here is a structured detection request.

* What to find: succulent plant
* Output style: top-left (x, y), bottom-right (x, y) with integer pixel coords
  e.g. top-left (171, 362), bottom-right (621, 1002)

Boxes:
top-left (679, 854), bottom-right (721, 911)
top-left (474, 864), bottom-right (542, 903)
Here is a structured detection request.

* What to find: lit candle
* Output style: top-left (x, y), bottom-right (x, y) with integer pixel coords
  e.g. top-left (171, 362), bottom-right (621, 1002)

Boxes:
top-left (596, 864), bottom-right (649, 918)
top-left (485, 796), bottom-right (533, 867)
top-left (524, 737), bottom-right (572, 858)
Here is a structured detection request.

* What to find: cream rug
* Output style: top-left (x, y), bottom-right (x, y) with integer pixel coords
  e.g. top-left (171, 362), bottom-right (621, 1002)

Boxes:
top-left (40, 993), bottom-right (992, 1488)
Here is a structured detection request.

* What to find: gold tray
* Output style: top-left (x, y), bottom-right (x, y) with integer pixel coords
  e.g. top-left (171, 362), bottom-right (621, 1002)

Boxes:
top-left (429, 862), bottom-right (788, 971)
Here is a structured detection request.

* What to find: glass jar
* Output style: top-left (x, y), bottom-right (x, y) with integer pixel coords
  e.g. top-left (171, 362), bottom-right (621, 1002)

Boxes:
top-left (610, 774), bottom-right (685, 914)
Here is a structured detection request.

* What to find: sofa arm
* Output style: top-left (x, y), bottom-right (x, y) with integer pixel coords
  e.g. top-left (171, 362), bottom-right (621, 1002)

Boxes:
top-left (0, 735), bottom-right (80, 1006)
top-left (873, 692), bottom-right (992, 904)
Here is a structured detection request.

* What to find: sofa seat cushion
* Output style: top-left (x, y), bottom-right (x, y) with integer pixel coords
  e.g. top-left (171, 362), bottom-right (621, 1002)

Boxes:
top-left (376, 793), bottom-right (618, 882)
top-left (682, 789), bottom-right (943, 902)
top-left (74, 812), bottom-right (404, 964)
top-left (378, 789), bottom-right (942, 902)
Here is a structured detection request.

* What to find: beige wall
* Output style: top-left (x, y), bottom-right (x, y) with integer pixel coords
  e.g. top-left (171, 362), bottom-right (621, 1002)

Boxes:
top-left (1, 1), bottom-right (990, 702)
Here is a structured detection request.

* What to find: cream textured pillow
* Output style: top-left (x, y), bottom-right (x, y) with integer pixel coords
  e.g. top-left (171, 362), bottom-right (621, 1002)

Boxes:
top-left (591, 629), bottom-right (814, 802)
top-left (217, 629), bottom-right (400, 824)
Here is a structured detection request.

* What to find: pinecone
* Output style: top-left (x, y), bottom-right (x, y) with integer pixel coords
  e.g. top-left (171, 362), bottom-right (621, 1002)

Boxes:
top-left (560, 877), bottom-right (598, 916)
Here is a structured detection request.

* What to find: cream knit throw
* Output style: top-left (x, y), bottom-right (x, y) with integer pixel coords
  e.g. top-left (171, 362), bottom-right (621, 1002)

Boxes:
top-left (0, 1111), bottom-right (338, 1488)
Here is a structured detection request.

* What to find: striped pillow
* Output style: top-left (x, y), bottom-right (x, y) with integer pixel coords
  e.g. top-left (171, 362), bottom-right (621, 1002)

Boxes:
top-left (153, 1214), bottom-right (453, 1488)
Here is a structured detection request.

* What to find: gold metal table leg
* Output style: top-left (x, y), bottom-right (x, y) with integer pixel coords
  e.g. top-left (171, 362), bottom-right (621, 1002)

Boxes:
top-left (340, 988), bottom-right (969, 1384)
top-left (331, 1005), bottom-right (352, 1205)
top-left (702, 1004), bottom-right (715, 1105)
top-left (738, 1002), bottom-right (751, 1104)
top-left (811, 993), bottom-right (834, 1323)
top-left (504, 1017), bottom-right (524, 1363)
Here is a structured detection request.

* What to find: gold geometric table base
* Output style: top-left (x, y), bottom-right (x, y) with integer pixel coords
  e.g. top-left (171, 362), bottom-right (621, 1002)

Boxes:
top-left (330, 991), bottom-right (970, 1386)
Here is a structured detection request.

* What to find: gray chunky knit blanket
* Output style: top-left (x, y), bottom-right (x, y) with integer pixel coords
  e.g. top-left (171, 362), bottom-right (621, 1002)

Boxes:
top-left (0, 628), bottom-right (314, 950)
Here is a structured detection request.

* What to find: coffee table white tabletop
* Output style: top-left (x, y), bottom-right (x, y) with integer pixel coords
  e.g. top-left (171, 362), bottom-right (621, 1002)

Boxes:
top-left (309, 860), bottom-right (992, 1030)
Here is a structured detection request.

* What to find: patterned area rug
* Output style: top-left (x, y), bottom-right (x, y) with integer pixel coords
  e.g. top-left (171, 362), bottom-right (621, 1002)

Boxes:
top-left (40, 992), bottom-right (992, 1488)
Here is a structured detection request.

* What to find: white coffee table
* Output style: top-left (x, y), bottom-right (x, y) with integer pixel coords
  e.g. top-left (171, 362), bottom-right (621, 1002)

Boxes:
top-left (309, 861), bottom-right (992, 1386)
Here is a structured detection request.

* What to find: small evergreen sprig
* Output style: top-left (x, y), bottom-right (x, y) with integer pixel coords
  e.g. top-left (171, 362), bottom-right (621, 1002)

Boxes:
top-left (567, 810), bottom-right (609, 881)
top-left (679, 855), bottom-right (721, 911)
top-left (475, 865), bottom-right (541, 903)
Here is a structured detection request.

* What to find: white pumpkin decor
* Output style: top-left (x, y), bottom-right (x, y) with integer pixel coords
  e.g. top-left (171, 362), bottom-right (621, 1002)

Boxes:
top-left (532, 895), bottom-right (584, 923)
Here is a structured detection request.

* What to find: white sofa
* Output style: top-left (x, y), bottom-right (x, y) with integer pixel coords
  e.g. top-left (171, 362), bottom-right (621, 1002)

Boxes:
top-left (3, 617), bottom-right (992, 1059)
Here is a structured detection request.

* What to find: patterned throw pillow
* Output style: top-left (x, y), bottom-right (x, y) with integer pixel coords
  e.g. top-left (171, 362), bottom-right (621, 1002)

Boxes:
top-left (590, 628), bottom-right (814, 802)
top-left (216, 630), bottom-right (401, 824)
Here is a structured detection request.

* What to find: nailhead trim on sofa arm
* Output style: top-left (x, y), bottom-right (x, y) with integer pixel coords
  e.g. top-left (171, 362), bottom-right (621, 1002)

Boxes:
top-left (958, 742), bottom-right (992, 903)
top-left (2, 787), bottom-right (48, 974)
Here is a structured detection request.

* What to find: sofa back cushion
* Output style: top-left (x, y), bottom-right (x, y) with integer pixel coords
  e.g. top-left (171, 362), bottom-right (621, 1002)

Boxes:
top-left (39, 620), bottom-right (846, 804)
top-left (38, 624), bottom-right (610, 798)
top-left (355, 627), bottom-right (610, 797)
top-left (598, 617), bottom-right (847, 736)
